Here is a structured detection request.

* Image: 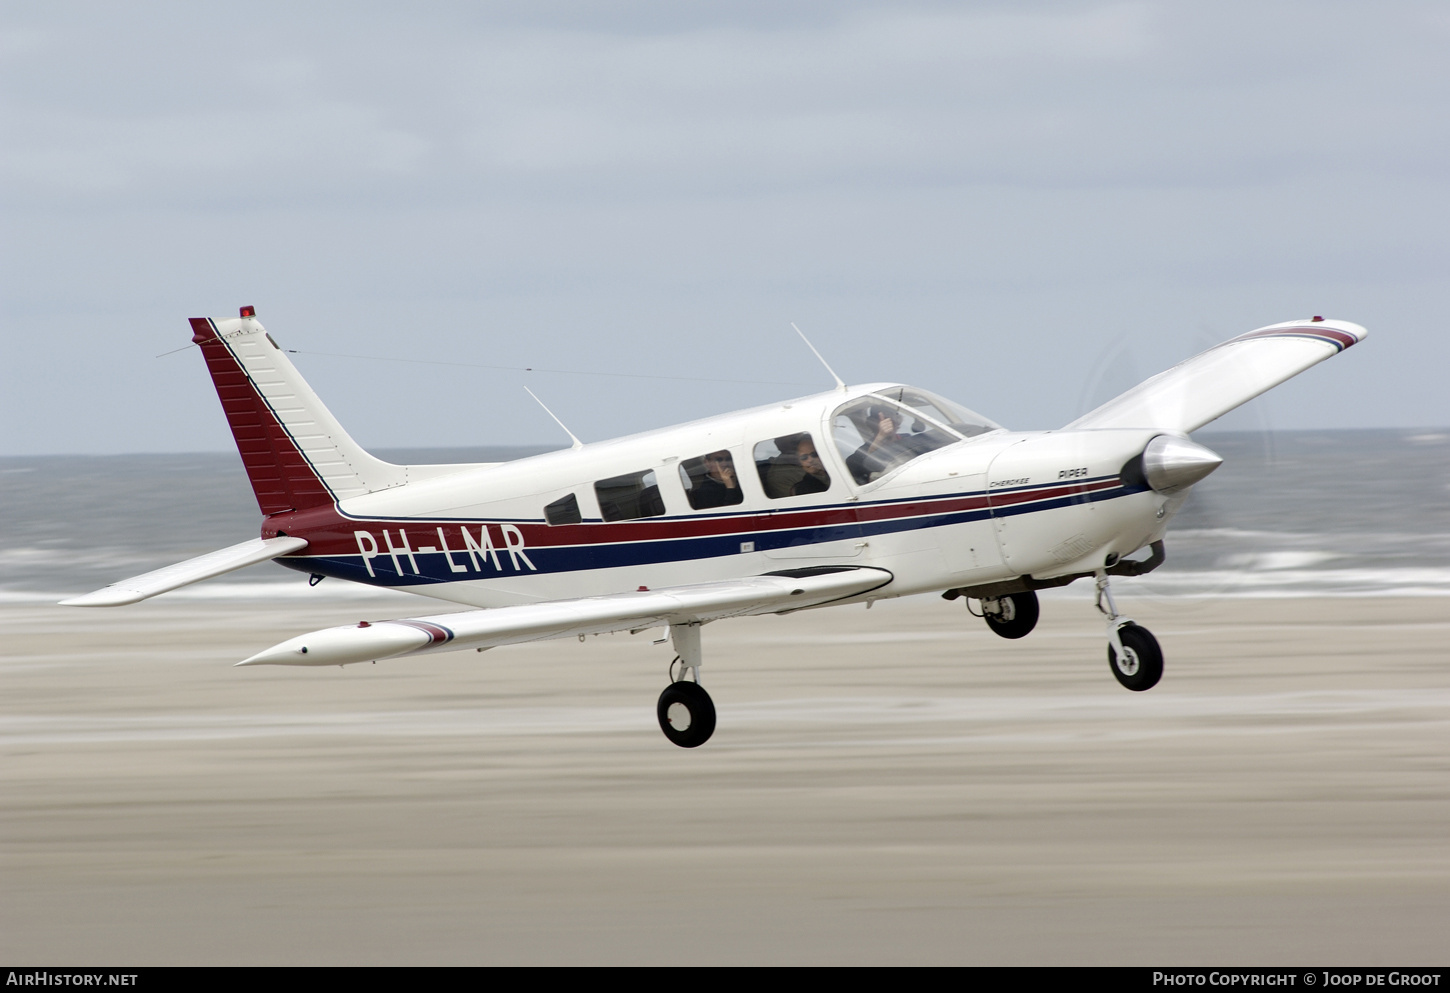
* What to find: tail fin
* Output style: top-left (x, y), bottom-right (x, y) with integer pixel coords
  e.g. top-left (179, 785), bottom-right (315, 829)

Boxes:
top-left (1064, 318), bottom-right (1367, 434)
top-left (191, 310), bottom-right (477, 515)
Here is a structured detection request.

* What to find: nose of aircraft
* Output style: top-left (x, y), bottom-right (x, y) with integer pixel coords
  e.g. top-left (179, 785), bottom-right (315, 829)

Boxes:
top-left (1141, 435), bottom-right (1223, 494)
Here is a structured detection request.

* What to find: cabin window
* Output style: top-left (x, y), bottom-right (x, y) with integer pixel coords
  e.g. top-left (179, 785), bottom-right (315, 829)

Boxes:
top-left (544, 492), bottom-right (582, 525)
top-left (831, 398), bottom-right (959, 485)
top-left (679, 450), bottom-right (745, 510)
top-left (594, 469), bottom-right (666, 522)
top-left (753, 433), bottom-right (831, 499)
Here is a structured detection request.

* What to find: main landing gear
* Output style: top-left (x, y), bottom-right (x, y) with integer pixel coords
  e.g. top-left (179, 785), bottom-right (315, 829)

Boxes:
top-left (1096, 570), bottom-right (1162, 691)
top-left (952, 569), bottom-right (1163, 691)
top-left (977, 590), bottom-right (1040, 640)
top-left (657, 622), bottom-right (716, 748)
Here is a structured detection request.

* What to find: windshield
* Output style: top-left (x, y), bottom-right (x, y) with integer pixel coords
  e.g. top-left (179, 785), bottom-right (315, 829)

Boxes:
top-left (870, 387), bottom-right (999, 438)
top-left (831, 396), bottom-right (961, 485)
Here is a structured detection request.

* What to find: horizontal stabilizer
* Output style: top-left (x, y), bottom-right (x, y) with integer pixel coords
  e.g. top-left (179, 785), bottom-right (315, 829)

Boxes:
top-left (60, 536), bottom-right (309, 607)
top-left (237, 566), bottom-right (894, 666)
top-left (1065, 319), bottom-right (1367, 434)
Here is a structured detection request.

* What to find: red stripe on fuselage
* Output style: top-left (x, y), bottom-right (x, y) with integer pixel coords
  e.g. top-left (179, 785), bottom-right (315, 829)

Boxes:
top-left (984, 477), bottom-right (1120, 510)
top-left (264, 478), bottom-right (1119, 556)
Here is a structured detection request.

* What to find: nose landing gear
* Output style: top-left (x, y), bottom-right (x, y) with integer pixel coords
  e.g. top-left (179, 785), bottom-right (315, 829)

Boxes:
top-left (1097, 571), bottom-right (1162, 691)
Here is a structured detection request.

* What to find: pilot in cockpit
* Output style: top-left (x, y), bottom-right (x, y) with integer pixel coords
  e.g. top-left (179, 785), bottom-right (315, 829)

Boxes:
top-left (846, 405), bottom-right (928, 483)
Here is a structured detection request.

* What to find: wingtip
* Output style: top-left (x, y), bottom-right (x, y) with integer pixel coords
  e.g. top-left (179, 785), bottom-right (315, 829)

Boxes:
top-left (58, 589), bottom-right (141, 607)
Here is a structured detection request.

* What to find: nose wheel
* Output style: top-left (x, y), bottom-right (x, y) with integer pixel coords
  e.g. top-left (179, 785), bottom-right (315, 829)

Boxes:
top-left (1107, 622), bottom-right (1163, 691)
top-left (1097, 571), bottom-right (1163, 691)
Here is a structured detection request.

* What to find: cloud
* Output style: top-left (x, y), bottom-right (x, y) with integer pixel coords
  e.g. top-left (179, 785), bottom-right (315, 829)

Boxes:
top-left (2, 1), bottom-right (1447, 452)
top-left (8, 1), bottom-right (1444, 211)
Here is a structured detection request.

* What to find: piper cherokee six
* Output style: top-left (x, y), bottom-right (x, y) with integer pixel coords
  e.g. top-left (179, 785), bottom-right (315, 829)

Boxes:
top-left (64, 310), bottom-right (1366, 747)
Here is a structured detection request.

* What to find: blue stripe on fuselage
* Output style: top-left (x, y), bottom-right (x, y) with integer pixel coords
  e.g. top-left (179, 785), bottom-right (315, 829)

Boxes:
top-left (279, 481), bottom-right (1136, 587)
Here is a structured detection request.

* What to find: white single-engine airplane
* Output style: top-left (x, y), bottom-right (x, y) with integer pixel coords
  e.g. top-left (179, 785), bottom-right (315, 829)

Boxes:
top-left (65, 309), bottom-right (1366, 747)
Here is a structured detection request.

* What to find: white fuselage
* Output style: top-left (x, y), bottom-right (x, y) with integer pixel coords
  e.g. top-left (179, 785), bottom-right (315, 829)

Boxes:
top-left (270, 384), bottom-right (1177, 609)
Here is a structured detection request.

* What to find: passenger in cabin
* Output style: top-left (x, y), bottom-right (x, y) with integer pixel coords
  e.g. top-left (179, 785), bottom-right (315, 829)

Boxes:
top-left (690, 450), bottom-right (743, 509)
top-left (756, 436), bottom-right (804, 498)
top-left (791, 437), bottom-right (831, 495)
top-left (754, 433), bottom-right (826, 498)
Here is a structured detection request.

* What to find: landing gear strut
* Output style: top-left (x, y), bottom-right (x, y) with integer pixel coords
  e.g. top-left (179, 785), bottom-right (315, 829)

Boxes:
top-left (1096, 570), bottom-right (1162, 691)
top-left (657, 622), bottom-right (716, 747)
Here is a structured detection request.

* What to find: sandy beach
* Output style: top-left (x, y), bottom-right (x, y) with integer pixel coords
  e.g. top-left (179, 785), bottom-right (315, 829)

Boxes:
top-left (3, 591), bottom-right (1448, 965)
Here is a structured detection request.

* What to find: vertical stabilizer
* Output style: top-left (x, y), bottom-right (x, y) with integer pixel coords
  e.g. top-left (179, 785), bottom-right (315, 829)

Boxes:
top-left (191, 312), bottom-right (410, 514)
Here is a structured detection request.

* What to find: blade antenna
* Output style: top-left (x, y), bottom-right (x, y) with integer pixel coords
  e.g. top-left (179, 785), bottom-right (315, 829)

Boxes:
top-left (791, 322), bottom-right (847, 392)
top-left (524, 386), bottom-right (584, 450)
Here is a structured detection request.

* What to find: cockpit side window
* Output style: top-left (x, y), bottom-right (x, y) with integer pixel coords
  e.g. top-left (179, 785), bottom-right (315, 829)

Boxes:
top-left (678, 450), bottom-right (745, 510)
top-left (831, 398), bottom-right (959, 485)
top-left (753, 433), bottom-right (831, 499)
top-left (594, 469), bottom-right (666, 522)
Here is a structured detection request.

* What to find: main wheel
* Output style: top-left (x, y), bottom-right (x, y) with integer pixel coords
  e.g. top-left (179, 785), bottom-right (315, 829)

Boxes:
top-left (657, 680), bottom-right (716, 748)
top-left (981, 591), bottom-right (1039, 640)
top-left (1108, 623), bottom-right (1163, 691)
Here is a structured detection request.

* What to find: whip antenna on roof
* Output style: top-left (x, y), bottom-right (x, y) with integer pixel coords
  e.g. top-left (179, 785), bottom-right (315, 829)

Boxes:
top-left (791, 322), bottom-right (847, 392)
top-left (524, 386), bottom-right (584, 450)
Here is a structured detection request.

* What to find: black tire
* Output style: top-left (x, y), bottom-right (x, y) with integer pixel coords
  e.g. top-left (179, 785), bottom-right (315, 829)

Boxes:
top-left (1108, 623), bottom-right (1163, 691)
top-left (657, 680), bottom-right (716, 748)
top-left (981, 591), bottom-right (1040, 640)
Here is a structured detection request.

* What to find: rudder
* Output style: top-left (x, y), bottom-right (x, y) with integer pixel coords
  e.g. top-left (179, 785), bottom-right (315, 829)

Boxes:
top-left (190, 310), bottom-right (408, 515)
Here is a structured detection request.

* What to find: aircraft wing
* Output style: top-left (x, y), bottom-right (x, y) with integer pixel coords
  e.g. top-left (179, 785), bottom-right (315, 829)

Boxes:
top-left (60, 536), bottom-right (310, 607)
top-left (237, 566), bottom-right (894, 667)
top-left (1064, 318), bottom-right (1367, 434)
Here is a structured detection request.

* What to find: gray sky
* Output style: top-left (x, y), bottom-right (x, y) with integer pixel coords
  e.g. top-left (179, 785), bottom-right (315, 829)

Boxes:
top-left (3, 1), bottom-right (1446, 455)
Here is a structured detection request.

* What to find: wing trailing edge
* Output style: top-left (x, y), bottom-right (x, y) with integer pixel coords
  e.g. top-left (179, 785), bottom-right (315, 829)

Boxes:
top-left (60, 536), bottom-right (310, 607)
top-left (1065, 318), bottom-right (1367, 434)
top-left (237, 566), bottom-right (895, 667)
